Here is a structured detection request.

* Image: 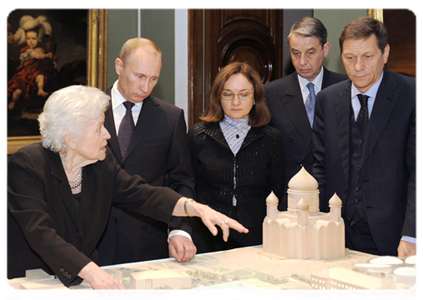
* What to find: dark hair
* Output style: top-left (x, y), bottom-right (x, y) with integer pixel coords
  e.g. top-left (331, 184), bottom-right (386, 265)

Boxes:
top-left (339, 17), bottom-right (388, 54)
top-left (287, 17), bottom-right (328, 47)
top-left (201, 62), bottom-right (270, 127)
top-left (25, 27), bottom-right (39, 35)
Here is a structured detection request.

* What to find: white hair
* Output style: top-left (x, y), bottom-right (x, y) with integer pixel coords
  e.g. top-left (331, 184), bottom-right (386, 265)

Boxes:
top-left (13, 15), bottom-right (52, 46)
top-left (38, 85), bottom-right (110, 153)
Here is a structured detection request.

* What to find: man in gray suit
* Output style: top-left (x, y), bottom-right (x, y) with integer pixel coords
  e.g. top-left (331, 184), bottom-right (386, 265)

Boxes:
top-left (264, 17), bottom-right (347, 209)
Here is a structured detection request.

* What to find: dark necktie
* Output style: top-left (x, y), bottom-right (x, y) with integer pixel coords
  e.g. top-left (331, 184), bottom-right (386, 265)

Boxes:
top-left (118, 101), bottom-right (135, 158)
top-left (356, 94), bottom-right (369, 132)
top-left (305, 82), bottom-right (316, 127)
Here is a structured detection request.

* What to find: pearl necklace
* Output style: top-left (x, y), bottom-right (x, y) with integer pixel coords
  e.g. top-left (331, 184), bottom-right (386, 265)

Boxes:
top-left (69, 168), bottom-right (83, 189)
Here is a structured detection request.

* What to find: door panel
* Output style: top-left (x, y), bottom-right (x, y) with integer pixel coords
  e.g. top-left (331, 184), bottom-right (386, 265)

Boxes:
top-left (188, 9), bottom-right (283, 127)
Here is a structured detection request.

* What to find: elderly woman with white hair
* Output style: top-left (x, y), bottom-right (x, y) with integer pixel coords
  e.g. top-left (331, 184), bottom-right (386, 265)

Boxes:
top-left (7, 85), bottom-right (248, 289)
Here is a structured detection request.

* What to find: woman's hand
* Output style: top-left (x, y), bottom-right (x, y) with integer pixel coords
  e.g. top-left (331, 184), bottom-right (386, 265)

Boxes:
top-left (78, 262), bottom-right (125, 289)
top-left (174, 198), bottom-right (249, 242)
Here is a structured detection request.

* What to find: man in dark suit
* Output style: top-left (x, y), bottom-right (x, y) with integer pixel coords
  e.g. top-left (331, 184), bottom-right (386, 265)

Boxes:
top-left (312, 17), bottom-right (415, 257)
top-left (97, 38), bottom-right (196, 265)
top-left (264, 17), bottom-right (347, 209)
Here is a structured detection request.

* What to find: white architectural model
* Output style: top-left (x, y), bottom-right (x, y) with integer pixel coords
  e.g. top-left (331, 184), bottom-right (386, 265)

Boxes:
top-left (130, 270), bottom-right (191, 289)
top-left (310, 267), bottom-right (399, 290)
top-left (263, 167), bottom-right (345, 260)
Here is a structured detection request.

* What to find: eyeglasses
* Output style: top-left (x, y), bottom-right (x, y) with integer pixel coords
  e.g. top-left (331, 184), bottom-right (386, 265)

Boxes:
top-left (221, 91), bottom-right (254, 101)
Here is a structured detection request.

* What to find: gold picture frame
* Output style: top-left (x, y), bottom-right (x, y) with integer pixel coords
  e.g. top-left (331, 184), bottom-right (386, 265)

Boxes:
top-left (7, 9), bottom-right (108, 155)
top-left (368, 9), bottom-right (384, 22)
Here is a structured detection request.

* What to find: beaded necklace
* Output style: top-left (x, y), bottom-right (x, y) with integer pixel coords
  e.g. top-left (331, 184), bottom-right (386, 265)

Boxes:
top-left (69, 168), bottom-right (83, 189)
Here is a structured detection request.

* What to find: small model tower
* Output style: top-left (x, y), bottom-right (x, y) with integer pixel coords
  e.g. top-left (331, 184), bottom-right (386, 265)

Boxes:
top-left (263, 167), bottom-right (345, 260)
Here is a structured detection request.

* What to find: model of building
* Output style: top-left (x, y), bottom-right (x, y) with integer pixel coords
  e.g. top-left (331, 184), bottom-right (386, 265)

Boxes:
top-left (129, 269), bottom-right (191, 289)
top-left (263, 167), bottom-right (345, 260)
top-left (310, 267), bottom-right (400, 290)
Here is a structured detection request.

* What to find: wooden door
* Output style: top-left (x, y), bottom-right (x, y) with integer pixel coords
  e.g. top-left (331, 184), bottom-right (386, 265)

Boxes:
top-left (188, 9), bottom-right (284, 127)
top-left (383, 9), bottom-right (415, 77)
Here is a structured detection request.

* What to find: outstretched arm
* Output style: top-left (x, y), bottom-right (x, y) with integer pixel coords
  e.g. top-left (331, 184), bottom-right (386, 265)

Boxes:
top-left (173, 198), bottom-right (249, 242)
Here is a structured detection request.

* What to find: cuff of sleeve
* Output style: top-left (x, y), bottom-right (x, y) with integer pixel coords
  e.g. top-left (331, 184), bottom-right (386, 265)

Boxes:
top-left (168, 230), bottom-right (192, 242)
top-left (401, 236), bottom-right (416, 244)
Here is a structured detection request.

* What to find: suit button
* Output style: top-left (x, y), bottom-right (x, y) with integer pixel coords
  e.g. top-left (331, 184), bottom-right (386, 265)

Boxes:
top-left (355, 187), bottom-right (360, 192)
top-left (288, 136), bottom-right (293, 141)
top-left (121, 163), bottom-right (126, 169)
top-left (355, 199), bottom-right (359, 203)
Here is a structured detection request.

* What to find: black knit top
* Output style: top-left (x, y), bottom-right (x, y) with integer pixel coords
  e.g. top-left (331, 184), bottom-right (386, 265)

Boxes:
top-left (187, 121), bottom-right (286, 227)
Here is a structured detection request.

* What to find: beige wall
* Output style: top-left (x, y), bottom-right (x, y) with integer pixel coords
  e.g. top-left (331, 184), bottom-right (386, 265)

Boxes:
top-left (314, 9), bottom-right (367, 74)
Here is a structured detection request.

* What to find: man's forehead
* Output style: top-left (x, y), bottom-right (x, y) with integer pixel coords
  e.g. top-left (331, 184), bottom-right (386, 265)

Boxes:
top-left (289, 34), bottom-right (321, 48)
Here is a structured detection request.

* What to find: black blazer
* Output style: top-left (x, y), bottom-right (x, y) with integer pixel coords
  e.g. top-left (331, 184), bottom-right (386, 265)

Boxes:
top-left (264, 68), bottom-right (347, 208)
top-left (96, 88), bottom-right (195, 265)
top-left (187, 121), bottom-right (285, 227)
top-left (312, 70), bottom-right (416, 255)
top-left (7, 143), bottom-right (181, 286)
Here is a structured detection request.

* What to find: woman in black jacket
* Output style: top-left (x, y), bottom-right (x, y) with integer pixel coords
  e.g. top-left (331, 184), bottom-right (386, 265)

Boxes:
top-left (188, 62), bottom-right (286, 253)
top-left (8, 85), bottom-right (248, 289)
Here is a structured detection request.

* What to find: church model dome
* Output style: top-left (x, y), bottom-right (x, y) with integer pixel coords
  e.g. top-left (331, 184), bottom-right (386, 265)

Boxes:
top-left (288, 166), bottom-right (318, 191)
top-left (263, 168), bottom-right (345, 260)
top-left (329, 193), bottom-right (342, 207)
top-left (287, 167), bottom-right (319, 214)
top-left (296, 198), bottom-right (309, 210)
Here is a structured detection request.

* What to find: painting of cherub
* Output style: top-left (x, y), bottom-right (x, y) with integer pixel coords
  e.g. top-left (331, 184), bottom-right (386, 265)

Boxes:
top-left (7, 9), bottom-right (89, 137)
top-left (8, 15), bottom-right (55, 110)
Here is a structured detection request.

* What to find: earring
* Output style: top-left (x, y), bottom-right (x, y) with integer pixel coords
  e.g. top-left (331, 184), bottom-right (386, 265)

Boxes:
top-left (72, 146), bottom-right (76, 150)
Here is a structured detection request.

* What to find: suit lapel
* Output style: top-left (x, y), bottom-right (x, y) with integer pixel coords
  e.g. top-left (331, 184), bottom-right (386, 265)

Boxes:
top-left (240, 127), bottom-right (265, 151)
top-left (362, 71), bottom-right (397, 166)
top-left (50, 152), bottom-right (83, 232)
top-left (124, 96), bottom-right (160, 160)
top-left (334, 81), bottom-right (352, 183)
top-left (104, 104), bottom-right (122, 162)
top-left (204, 122), bottom-right (229, 149)
top-left (321, 67), bottom-right (332, 89)
top-left (79, 166), bottom-right (95, 222)
top-left (282, 73), bottom-right (311, 143)
top-left (104, 87), bottom-right (122, 162)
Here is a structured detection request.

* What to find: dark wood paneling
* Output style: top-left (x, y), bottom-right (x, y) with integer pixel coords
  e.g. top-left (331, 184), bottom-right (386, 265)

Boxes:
top-left (384, 9), bottom-right (415, 77)
top-left (188, 9), bottom-right (283, 127)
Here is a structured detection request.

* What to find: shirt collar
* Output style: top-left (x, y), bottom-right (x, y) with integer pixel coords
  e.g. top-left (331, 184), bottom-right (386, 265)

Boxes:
top-left (298, 66), bottom-right (324, 93)
top-left (111, 80), bottom-right (143, 111)
top-left (351, 71), bottom-right (384, 99)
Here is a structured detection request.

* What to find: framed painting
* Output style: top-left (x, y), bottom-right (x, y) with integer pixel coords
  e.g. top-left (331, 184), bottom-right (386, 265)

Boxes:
top-left (7, 9), bottom-right (108, 154)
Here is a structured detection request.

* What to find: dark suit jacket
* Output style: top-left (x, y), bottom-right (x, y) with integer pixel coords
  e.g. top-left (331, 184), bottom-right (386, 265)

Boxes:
top-left (97, 87), bottom-right (195, 265)
top-left (188, 121), bottom-right (285, 252)
top-left (264, 68), bottom-right (347, 208)
top-left (8, 143), bottom-right (181, 286)
top-left (312, 69), bottom-right (416, 255)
